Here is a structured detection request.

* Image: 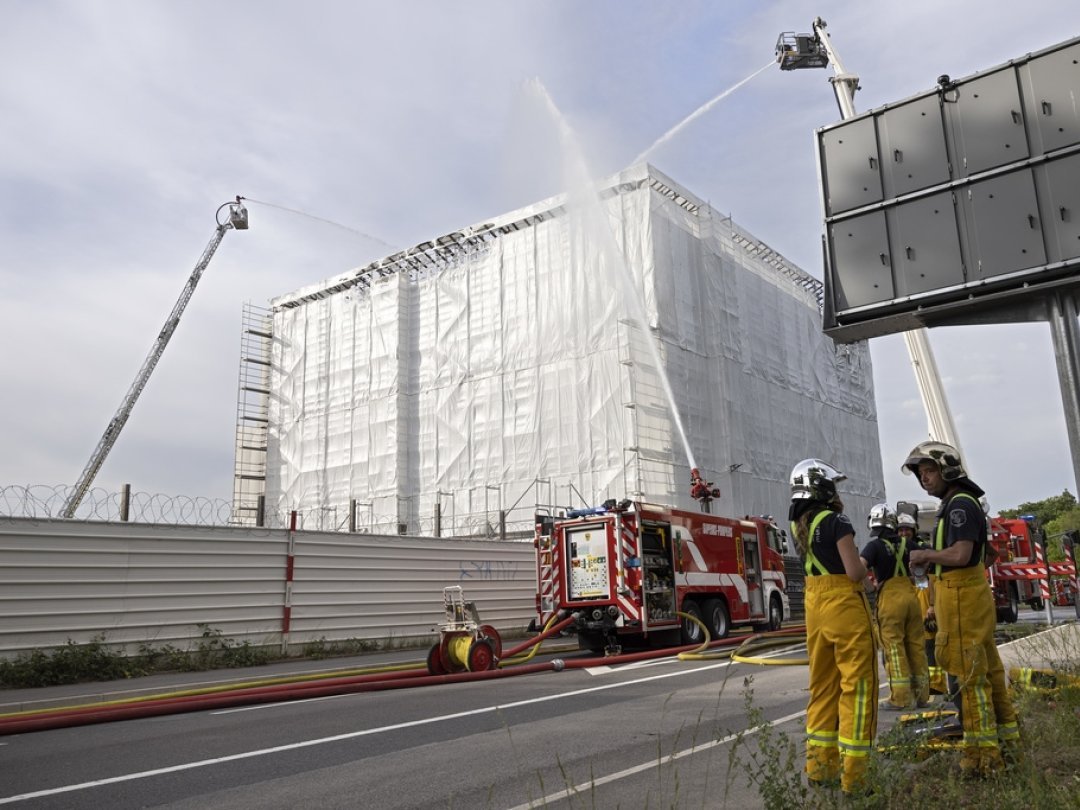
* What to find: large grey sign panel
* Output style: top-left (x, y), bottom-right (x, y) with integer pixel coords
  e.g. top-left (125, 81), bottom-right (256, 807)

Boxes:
top-left (818, 36), bottom-right (1080, 343)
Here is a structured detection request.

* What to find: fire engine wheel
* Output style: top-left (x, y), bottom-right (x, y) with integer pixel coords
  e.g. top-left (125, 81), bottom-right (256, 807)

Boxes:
top-left (426, 642), bottom-right (448, 676)
top-left (467, 638), bottom-right (496, 672)
top-left (479, 624), bottom-right (503, 658)
top-left (680, 601), bottom-right (707, 645)
top-left (1031, 598), bottom-right (1045, 612)
top-left (756, 595), bottom-right (783, 632)
top-left (701, 598), bottom-right (730, 640)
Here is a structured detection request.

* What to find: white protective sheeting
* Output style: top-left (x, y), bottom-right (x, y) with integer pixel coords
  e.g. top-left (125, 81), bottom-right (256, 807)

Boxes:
top-left (262, 164), bottom-right (885, 537)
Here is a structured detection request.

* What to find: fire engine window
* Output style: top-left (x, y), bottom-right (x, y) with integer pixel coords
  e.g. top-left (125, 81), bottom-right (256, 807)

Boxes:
top-left (642, 525), bottom-right (670, 553)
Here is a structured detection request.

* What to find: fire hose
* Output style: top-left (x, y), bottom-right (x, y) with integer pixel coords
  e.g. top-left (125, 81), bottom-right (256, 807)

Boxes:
top-left (0, 615), bottom-right (808, 736)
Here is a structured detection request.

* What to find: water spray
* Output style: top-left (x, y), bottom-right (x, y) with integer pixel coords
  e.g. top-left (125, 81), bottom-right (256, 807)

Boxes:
top-left (633, 60), bottom-right (775, 165)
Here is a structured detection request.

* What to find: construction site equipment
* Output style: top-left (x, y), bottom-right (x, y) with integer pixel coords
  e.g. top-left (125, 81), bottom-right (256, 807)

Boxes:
top-left (62, 198), bottom-right (249, 518)
top-left (776, 17), bottom-right (964, 455)
top-left (535, 501), bottom-right (791, 655)
top-left (425, 586), bottom-right (503, 674)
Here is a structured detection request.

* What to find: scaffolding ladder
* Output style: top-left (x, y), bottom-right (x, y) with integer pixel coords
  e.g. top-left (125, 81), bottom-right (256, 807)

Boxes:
top-left (231, 303), bottom-right (273, 525)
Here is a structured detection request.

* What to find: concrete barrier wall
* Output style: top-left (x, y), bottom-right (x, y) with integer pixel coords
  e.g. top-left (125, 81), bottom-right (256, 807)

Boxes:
top-left (0, 518), bottom-right (535, 659)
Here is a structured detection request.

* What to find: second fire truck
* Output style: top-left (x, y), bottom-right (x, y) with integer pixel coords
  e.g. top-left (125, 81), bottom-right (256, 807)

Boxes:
top-left (534, 500), bottom-right (791, 653)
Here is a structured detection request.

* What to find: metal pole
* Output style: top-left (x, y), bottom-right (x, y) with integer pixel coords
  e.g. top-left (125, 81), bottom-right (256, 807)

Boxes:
top-left (255, 495), bottom-right (265, 528)
top-left (349, 498), bottom-right (357, 533)
top-left (119, 484), bottom-right (130, 522)
top-left (434, 501), bottom-right (442, 538)
top-left (1048, 291), bottom-right (1080, 495)
top-left (1066, 532), bottom-right (1080, 620)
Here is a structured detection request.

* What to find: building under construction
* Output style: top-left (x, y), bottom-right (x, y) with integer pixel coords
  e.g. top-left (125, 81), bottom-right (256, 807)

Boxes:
top-left (232, 163), bottom-right (885, 536)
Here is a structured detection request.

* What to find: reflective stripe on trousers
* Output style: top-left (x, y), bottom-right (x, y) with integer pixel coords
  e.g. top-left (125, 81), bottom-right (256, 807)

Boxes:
top-left (876, 576), bottom-right (929, 706)
top-left (936, 565), bottom-right (1019, 748)
top-left (804, 574), bottom-right (878, 793)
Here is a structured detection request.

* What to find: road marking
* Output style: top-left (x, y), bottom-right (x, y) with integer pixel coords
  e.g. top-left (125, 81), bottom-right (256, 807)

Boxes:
top-left (502, 707), bottom-right (808, 810)
top-left (211, 694), bottom-right (344, 715)
top-left (0, 660), bottom-right (739, 804)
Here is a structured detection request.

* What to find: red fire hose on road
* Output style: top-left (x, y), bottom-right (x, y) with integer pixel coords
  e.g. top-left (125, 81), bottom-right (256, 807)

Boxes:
top-left (0, 618), bottom-right (806, 736)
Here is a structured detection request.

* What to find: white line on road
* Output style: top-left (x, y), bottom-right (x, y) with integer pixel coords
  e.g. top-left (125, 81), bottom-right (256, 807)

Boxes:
top-left (0, 659), bottom-right (740, 804)
top-left (502, 707), bottom-right (809, 810)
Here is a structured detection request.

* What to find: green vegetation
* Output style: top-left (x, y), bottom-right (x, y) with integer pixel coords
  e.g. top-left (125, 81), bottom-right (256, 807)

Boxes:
top-left (999, 490), bottom-right (1080, 562)
top-left (731, 623), bottom-right (1080, 808)
top-left (0, 625), bottom-right (274, 688)
top-left (301, 636), bottom-right (380, 659)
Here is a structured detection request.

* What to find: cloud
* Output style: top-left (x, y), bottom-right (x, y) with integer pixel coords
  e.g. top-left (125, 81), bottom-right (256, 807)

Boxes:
top-left (2, 0), bottom-right (1078, 515)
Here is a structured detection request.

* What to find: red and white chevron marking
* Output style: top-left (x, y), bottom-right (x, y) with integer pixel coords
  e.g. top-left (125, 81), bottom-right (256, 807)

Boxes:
top-left (996, 562), bottom-right (1076, 580)
top-left (1033, 540), bottom-right (1052, 602)
top-left (617, 520), bottom-right (641, 621)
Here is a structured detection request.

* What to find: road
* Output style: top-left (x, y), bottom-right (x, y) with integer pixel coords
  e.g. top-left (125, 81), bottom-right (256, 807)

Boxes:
top-left (5, 617), bottom-right (1071, 809)
top-left (0, 644), bottom-right (812, 809)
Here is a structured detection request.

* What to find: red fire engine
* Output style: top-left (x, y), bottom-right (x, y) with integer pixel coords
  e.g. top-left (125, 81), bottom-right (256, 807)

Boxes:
top-left (534, 501), bottom-right (790, 653)
top-left (988, 516), bottom-right (1077, 622)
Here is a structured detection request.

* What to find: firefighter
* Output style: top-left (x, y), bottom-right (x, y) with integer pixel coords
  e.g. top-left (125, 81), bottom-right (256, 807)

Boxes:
top-left (789, 459), bottom-right (877, 795)
top-left (904, 442), bottom-right (1021, 777)
top-left (899, 513), bottom-right (948, 696)
top-left (860, 504), bottom-right (930, 710)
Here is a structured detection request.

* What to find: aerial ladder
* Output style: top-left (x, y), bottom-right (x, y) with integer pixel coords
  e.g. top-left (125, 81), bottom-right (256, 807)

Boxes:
top-left (776, 19), bottom-right (963, 457)
top-left (61, 198), bottom-right (249, 519)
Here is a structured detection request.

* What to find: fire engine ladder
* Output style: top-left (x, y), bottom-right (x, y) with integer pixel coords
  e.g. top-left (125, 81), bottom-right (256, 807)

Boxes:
top-left (536, 527), bottom-right (557, 623)
top-left (231, 303), bottom-right (273, 525)
top-left (778, 18), bottom-right (963, 454)
top-left (61, 199), bottom-right (249, 518)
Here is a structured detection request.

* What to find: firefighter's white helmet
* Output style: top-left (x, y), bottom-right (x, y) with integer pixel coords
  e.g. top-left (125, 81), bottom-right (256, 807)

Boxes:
top-left (902, 441), bottom-right (967, 481)
top-left (896, 512), bottom-right (918, 531)
top-left (868, 503), bottom-right (897, 531)
top-left (789, 459), bottom-right (846, 502)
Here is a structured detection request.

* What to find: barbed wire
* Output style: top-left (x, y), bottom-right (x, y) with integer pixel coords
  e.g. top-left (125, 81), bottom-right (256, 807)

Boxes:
top-left (0, 485), bottom-right (234, 525)
top-left (0, 485), bottom-right (536, 539)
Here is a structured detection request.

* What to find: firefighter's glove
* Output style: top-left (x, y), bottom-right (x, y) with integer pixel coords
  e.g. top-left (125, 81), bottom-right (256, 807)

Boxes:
top-left (924, 608), bottom-right (937, 634)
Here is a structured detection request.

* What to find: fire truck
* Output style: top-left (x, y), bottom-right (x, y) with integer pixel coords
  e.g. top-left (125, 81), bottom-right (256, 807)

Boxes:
top-left (533, 500), bottom-right (790, 653)
top-left (988, 516), bottom-right (1077, 622)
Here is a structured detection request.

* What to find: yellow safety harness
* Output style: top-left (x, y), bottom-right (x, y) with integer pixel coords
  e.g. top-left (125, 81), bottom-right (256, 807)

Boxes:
top-left (883, 535), bottom-right (908, 579)
top-left (792, 509), bottom-right (831, 577)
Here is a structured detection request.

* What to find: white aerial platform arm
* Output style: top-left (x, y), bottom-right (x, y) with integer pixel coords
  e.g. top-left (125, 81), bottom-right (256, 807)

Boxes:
top-left (777, 18), bottom-right (963, 458)
top-left (61, 198), bottom-right (249, 519)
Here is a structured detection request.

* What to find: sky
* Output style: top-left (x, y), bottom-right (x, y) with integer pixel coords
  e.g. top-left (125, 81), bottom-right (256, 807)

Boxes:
top-left (2, 0), bottom-right (1078, 517)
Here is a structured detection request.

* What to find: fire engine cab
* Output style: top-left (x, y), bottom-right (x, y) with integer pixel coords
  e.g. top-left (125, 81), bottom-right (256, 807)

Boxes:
top-left (534, 501), bottom-right (790, 653)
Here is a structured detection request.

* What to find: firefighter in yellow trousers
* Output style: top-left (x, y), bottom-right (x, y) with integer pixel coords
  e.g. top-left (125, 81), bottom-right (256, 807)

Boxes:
top-left (900, 513), bottom-right (948, 694)
top-left (905, 442), bottom-right (1021, 778)
top-left (860, 504), bottom-right (930, 709)
top-left (789, 459), bottom-right (878, 795)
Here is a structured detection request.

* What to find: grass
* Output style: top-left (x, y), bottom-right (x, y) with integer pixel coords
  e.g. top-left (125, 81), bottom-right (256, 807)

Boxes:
top-left (731, 620), bottom-right (1080, 809)
top-left (0, 625), bottom-right (276, 688)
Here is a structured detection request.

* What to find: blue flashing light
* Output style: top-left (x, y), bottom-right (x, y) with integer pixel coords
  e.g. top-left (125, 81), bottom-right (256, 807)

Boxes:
top-left (567, 506), bottom-right (608, 519)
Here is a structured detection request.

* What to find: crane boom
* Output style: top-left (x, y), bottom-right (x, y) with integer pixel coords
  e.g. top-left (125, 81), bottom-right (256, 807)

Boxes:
top-left (61, 198), bottom-right (249, 519)
top-left (778, 18), bottom-right (963, 456)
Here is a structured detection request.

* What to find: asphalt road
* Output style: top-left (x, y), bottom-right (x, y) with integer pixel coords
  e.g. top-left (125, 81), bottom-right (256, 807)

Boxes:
top-left (0, 644), bottom-right (812, 809)
top-left (4, 616), bottom-right (1073, 809)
